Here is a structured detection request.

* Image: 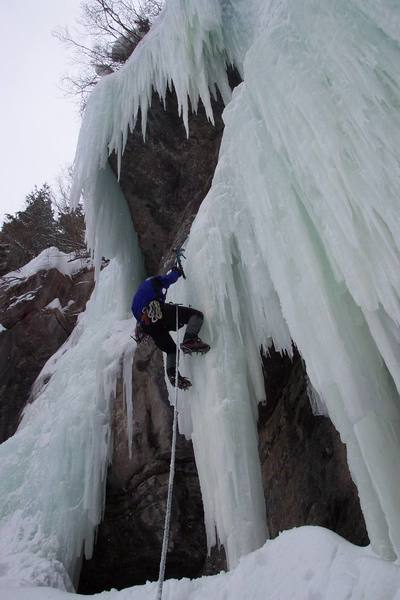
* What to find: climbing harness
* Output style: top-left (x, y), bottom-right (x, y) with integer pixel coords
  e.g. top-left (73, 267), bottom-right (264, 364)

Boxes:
top-left (156, 304), bottom-right (181, 600)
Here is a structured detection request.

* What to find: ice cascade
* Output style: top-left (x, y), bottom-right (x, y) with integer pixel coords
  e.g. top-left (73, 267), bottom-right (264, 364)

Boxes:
top-left (1, 0), bottom-right (400, 589)
top-left (0, 167), bottom-right (144, 588)
top-left (174, 0), bottom-right (400, 563)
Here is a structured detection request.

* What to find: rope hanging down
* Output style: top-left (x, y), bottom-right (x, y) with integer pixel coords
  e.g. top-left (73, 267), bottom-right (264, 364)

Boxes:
top-left (156, 304), bottom-right (181, 600)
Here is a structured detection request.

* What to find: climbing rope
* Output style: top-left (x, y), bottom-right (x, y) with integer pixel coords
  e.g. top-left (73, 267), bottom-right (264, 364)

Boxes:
top-left (156, 304), bottom-right (180, 600)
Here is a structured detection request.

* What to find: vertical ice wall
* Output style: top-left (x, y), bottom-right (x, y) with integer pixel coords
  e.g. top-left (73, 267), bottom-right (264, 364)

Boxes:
top-left (0, 166), bottom-right (144, 589)
top-left (173, 0), bottom-right (400, 563)
top-left (168, 195), bottom-right (291, 565)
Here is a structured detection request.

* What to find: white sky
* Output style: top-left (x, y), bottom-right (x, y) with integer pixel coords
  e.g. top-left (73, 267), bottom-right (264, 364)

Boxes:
top-left (0, 0), bottom-right (83, 224)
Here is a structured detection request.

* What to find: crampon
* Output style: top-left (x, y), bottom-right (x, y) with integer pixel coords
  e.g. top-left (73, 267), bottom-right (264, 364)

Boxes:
top-left (168, 372), bottom-right (192, 390)
top-left (180, 336), bottom-right (210, 355)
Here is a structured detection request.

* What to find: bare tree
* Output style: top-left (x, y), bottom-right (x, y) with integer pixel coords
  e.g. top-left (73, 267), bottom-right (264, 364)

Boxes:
top-left (53, 166), bottom-right (87, 256)
top-left (54, 0), bottom-right (163, 110)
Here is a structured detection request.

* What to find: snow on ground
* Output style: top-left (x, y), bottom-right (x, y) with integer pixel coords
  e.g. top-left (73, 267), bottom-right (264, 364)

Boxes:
top-left (1, 527), bottom-right (400, 600)
top-left (44, 298), bottom-right (76, 313)
top-left (0, 248), bottom-right (91, 289)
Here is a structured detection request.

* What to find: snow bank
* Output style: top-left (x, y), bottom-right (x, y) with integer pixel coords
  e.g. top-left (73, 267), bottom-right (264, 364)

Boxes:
top-left (45, 298), bottom-right (63, 311)
top-left (1, 248), bottom-right (90, 289)
top-left (2, 527), bottom-right (400, 600)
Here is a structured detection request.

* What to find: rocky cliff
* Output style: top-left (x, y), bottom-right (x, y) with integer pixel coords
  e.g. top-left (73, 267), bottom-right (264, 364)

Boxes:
top-left (0, 255), bottom-right (94, 444)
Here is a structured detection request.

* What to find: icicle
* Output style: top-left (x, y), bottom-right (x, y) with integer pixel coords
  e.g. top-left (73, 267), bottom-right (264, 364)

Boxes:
top-left (123, 345), bottom-right (135, 459)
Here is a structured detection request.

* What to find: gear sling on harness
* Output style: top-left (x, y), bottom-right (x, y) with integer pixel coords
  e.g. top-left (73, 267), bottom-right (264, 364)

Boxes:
top-left (145, 300), bottom-right (163, 323)
top-left (156, 304), bottom-right (181, 600)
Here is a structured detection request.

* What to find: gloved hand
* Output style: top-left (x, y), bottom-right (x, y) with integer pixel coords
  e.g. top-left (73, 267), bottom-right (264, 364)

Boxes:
top-left (173, 263), bottom-right (185, 277)
top-left (174, 247), bottom-right (186, 279)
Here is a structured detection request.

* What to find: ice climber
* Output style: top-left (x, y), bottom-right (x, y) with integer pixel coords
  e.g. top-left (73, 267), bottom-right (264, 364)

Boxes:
top-left (131, 251), bottom-right (210, 390)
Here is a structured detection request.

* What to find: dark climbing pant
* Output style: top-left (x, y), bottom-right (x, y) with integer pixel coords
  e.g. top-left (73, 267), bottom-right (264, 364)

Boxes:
top-left (142, 303), bottom-right (203, 374)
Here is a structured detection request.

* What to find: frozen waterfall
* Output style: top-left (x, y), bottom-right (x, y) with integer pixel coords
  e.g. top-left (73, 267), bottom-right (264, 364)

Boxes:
top-left (1, 0), bottom-right (400, 589)
top-left (73, 0), bottom-right (400, 567)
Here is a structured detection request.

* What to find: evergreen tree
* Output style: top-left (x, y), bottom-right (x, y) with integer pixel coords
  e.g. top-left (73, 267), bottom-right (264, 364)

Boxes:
top-left (0, 182), bottom-right (86, 277)
top-left (0, 184), bottom-right (57, 275)
top-left (56, 205), bottom-right (86, 254)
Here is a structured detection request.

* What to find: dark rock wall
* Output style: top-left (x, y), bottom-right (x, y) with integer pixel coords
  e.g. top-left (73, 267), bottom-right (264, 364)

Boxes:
top-left (0, 267), bottom-right (94, 443)
top-left (259, 348), bottom-right (368, 546)
top-left (78, 343), bottom-right (206, 593)
top-left (109, 91), bottom-right (226, 274)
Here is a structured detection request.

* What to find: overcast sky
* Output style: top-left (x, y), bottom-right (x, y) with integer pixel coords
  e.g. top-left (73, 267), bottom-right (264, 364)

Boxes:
top-left (0, 0), bottom-right (83, 224)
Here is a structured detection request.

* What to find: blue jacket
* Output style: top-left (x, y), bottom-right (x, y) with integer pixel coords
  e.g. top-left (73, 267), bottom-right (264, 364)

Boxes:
top-left (131, 268), bottom-right (181, 321)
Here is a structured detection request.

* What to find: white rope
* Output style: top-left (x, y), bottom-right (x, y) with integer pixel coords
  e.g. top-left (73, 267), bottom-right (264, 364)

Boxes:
top-left (156, 304), bottom-right (180, 600)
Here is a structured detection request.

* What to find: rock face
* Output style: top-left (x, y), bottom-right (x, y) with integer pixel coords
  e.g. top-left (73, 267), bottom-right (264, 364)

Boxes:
top-left (109, 89), bottom-right (227, 274)
top-left (0, 265), bottom-right (94, 443)
top-left (78, 342), bottom-right (207, 593)
top-left (259, 348), bottom-right (368, 545)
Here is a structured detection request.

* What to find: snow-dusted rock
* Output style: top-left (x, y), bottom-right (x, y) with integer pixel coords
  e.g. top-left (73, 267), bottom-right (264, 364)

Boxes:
top-left (0, 252), bottom-right (94, 443)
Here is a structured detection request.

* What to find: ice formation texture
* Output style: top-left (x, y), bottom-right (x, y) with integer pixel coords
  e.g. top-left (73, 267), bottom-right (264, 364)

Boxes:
top-left (157, 0), bottom-right (400, 567)
top-left (2, 0), bottom-right (400, 589)
top-left (174, 0), bottom-right (400, 564)
top-left (0, 168), bottom-right (144, 589)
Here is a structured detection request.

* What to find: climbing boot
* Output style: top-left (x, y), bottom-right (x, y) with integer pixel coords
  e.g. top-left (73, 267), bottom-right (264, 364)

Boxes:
top-left (167, 371), bottom-right (192, 390)
top-left (180, 336), bottom-right (210, 355)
